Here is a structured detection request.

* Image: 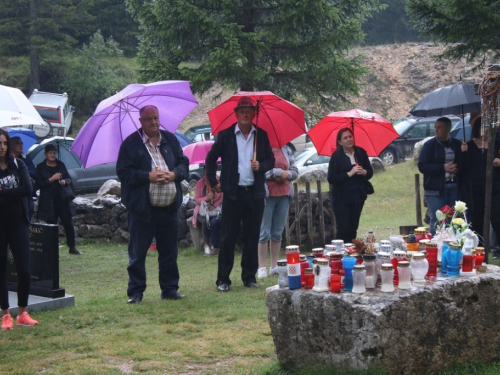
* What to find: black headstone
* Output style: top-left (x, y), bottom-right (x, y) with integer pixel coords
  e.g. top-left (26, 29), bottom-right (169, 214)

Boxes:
top-left (8, 223), bottom-right (65, 298)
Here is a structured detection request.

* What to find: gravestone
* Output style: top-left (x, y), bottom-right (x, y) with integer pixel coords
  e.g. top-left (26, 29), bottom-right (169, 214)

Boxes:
top-left (8, 223), bottom-right (65, 298)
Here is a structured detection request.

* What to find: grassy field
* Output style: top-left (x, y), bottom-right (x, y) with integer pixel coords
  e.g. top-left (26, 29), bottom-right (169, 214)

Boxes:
top-left (1, 160), bottom-right (500, 375)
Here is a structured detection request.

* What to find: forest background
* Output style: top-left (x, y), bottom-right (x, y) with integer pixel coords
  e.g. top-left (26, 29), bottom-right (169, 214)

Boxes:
top-left (0, 0), bottom-right (494, 134)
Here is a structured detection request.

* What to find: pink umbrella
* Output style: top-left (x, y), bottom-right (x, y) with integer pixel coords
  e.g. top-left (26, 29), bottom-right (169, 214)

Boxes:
top-left (308, 109), bottom-right (399, 156)
top-left (182, 140), bottom-right (215, 165)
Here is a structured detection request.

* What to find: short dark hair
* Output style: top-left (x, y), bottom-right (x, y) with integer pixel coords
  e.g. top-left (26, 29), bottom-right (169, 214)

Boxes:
top-left (10, 136), bottom-right (22, 145)
top-left (471, 117), bottom-right (482, 139)
top-left (436, 117), bottom-right (452, 128)
top-left (44, 143), bottom-right (57, 154)
top-left (0, 129), bottom-right (12, 161)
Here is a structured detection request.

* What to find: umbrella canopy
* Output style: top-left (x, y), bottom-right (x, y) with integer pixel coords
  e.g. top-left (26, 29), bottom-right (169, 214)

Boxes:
top-left (308, 109), bottom-right (399, 156)
top-left (182, 140), bottom-right (215, 165)
top-left (6, 127), bottom-right (38, 151)
top-left (207, 91), bottom-right (305, 148)
top-left (27, 138), bottom-right (82, 170)
top-left (0, 85), bottom-right (46, 126)
top-left (410, 82), bottom-right (481, 117)
top-left (71, 80), bottom-right (198, 168)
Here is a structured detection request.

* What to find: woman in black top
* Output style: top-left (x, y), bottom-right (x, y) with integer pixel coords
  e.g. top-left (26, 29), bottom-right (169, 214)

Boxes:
top-left (36, 144), bottom-right (81, 255)
top-left (0, 129), bottom-right (39, 329)
top-left (327, 127), bottom-right (373, 242)
top-left (460, 117), bottom-right (500, 246)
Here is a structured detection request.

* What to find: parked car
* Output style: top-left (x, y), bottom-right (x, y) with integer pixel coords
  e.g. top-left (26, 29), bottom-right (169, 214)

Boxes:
top-left (29, 90), bottom-right (75, 137)
top-left (294, 147), bottom-right (385, 177)
top-left (184, 125), bottom-right (215, 142)
top-left (378, 115), bottom-right (462, 166)
top-left (27, 131), bottom-right (192, 195)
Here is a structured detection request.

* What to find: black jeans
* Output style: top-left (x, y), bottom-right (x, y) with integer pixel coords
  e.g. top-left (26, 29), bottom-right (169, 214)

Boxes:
top-left (332, 199), bottom-right (365, 243)
top-left (47, 200), bottom-right (75, 248)
top-left (0, 210), bottom-right (31, 310)
top-left (127, 205), bottom-right (179, 298)
top-left (217, 187), bottom-right (265, 286)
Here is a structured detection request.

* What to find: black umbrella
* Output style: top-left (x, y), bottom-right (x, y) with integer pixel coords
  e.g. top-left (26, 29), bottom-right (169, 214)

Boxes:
top-left (27, 138), bottom-right (82, 169)
top-left (410, 82), bottom-right (481, 140)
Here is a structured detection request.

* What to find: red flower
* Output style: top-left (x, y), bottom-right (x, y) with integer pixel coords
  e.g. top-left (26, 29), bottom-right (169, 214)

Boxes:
top-left (440, 205), bottom-right (455, 217)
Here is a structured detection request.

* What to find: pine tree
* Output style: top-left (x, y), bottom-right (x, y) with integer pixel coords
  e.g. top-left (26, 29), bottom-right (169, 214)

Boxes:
top-left (127, 0), bottom-right (383, 107)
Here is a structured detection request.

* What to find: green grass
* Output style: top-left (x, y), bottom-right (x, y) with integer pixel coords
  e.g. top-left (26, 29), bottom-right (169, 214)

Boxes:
top-left (1, 160), bottom-right (500, 374)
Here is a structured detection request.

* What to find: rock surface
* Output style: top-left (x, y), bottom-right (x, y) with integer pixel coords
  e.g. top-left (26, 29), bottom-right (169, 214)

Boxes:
top-left (266, 265), bottom-right (500, 374)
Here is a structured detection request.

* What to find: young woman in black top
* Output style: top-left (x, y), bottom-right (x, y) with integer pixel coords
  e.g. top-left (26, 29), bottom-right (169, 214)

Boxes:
top-left (0, 129), bottom-right (39, 329)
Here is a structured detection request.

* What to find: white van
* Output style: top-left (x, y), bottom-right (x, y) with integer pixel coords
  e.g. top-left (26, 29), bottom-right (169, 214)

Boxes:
top-left (29, 90), bottom-right (75, 137)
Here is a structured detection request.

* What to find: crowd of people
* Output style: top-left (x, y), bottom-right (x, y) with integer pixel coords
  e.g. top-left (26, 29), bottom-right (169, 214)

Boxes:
top-left (3, 98), bottom-right (499, 325)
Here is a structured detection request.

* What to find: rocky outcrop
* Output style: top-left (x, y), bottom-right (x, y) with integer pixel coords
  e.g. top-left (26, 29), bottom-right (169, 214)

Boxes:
top-left (266, 265), bottom-right (500, 374)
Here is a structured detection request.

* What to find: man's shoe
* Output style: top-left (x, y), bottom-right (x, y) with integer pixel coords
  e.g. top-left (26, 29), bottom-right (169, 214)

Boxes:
top-left (127, 294), bottom-right (142, 304)
top-left (208, 248), bottom-right (219, 256)
top-left (244, 281), bottom-right (259, 288)
top-left (257, 267), bottom-right (267, 279)
top-left (1, 314), bottom-right (13, 330)
top-left (217, 283), bottom-right (229, 292)
top-left (16, 312), bottom-right (38, 327)
top-left (69, 247), bottom-right (82, 255)
top-left (162, 292), bottom-right (186, 300)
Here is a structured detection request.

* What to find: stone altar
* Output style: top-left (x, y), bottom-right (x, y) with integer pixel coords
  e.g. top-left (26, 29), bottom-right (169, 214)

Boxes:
top-left (266, 265), bottom-right (500, 374)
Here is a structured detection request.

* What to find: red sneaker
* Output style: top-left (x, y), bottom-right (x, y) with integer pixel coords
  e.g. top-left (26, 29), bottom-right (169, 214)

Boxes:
top-left (1, 314), bottom-right (13, 330)
top-left (16, 312), bottom-right (38, 327)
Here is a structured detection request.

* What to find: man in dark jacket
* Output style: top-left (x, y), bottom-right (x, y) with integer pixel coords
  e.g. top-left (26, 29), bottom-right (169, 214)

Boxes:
top-left (418, 117), bottom-right (464, 235)
top-left (205, 96), bottom-right (275, 292)
top-left (116, 105), bottom-right (189, 303)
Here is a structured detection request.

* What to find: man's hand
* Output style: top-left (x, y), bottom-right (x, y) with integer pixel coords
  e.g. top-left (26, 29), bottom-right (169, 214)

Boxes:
top-left (493, 158), bottom-right (500, 168)
top-left (251, 159), bottom-right (259, 172)
top-left (149, 170), bottom-right (167, 183)
top-left (165, 171), bottom-right (176, 183)
top-left (444, 161), bottom-right (458, 174)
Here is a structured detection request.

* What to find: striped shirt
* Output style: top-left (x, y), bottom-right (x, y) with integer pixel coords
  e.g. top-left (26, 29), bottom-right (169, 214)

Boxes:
top-left (142, 131), bottom-right (176, 207)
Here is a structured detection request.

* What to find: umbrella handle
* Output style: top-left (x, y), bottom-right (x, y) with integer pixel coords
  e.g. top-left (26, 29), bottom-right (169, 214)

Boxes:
top-left (253, 130), bottom-right (257, 161)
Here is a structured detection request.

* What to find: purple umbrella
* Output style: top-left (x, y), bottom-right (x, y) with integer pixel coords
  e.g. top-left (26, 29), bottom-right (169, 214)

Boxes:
top-left (71, 80), bottom-right (198, 168)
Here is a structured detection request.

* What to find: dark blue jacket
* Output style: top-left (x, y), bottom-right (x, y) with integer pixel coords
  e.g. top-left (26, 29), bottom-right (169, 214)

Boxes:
top-left (116, 129), bottom-right (189, 221)
top-left (205, 124), bottom-right (274, 201)
top-left (418, 136), bottom-right (463, 195)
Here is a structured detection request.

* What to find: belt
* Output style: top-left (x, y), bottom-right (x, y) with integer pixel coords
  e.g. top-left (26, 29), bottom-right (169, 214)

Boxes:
top-left (238, 185), bottom-right (254, 190)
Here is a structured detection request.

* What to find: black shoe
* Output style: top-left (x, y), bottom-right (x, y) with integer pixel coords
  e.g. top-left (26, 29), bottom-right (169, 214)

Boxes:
top-left (161, 292), bottom-right (186, 300)
top-left (217, 283), bottom-right (229, 292)
top-left (69, 247), bottom-right (82, 255)
top-left (127, 294), bottom-right (142, 304)
top-left (244, 281), bottom-right (259, 288)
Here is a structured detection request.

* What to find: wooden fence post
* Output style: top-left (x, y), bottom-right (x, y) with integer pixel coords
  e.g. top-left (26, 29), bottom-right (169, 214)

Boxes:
top-left (306, 181), bottom-right (313, 247)
top-left (294, 183), bottom-right (300, 246)
top-left (317, 180), bottom-right (325, 245)
top-left (414, 174), bottom-right (422, 226)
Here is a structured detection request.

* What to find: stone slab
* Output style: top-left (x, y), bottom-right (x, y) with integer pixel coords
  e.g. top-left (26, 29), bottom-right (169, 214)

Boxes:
top-left (7, 291), bottom-right (75, 315)
top-left (266, 265), bottom-right (500, 375)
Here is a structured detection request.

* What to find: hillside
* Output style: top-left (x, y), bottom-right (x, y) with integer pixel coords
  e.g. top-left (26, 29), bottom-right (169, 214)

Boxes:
top-left (179, 43), bottom-right (487, 131)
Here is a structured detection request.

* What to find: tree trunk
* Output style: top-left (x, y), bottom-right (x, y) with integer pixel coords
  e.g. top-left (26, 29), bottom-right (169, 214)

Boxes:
top-left (29, 0), bottom-right (40, 95)
top-left (240, 0), bottom-right (255, 92)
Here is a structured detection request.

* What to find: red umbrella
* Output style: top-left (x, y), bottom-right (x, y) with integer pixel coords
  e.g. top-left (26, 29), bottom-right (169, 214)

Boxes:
top-left (308, 109), bottom-right (399, 156)
top-left (207, 91), bottom-right (305, 148)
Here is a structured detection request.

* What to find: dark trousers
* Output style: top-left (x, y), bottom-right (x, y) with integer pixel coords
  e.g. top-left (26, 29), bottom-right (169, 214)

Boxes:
top-left (198, 215), bottom-right (222, 248)
top-left (127, 205), bottom-right (179, 298)
top-left (0, 214), bottom-right (31, 310)
top-left (332, 199), bottom-right (365, 243)
top-left (47, 201), bottom-right (75, 248)
top-left (217, 188), bottom-right (265, 286)
top-left (469, 187), bottom-right (500, 246)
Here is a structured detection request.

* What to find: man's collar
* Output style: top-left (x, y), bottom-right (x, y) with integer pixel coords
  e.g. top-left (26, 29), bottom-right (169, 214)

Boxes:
top-left (142, 129), bottom-right (162, 144)
top-left (234, 123), bottom-right (255, 135)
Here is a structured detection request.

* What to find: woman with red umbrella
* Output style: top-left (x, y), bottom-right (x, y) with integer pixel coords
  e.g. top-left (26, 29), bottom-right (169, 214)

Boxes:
top-left (327, 127), bottom-right (373, 242)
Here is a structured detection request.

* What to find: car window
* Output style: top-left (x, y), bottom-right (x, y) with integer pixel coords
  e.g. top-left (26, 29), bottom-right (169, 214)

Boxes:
top-left (406, 123), bottom-right (428, 138)
top-left (294, 149), bottom-right (313, 163)
top-left (308, 154), bottom-right (331, 165)
top-left (393, 119), bottom-right (414, 135)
